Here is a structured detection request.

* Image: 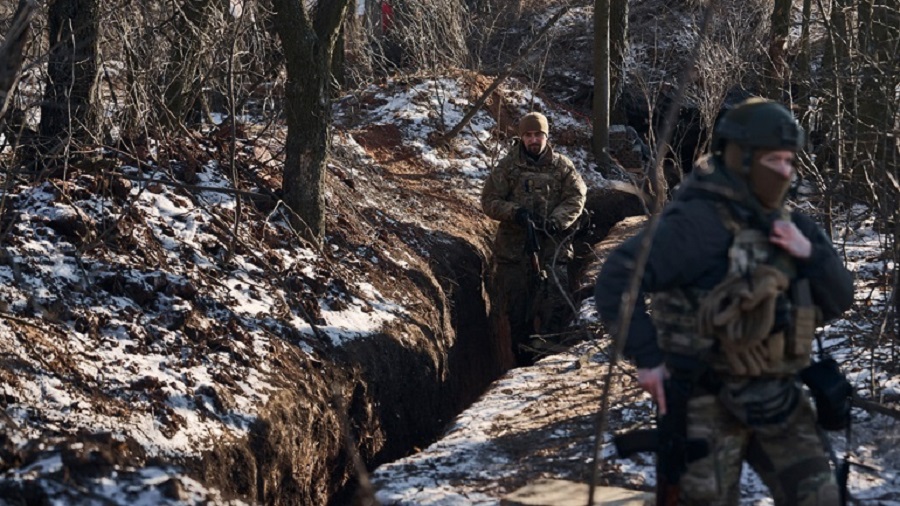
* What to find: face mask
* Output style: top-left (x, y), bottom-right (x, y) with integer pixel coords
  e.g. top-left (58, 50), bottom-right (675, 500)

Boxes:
top-left (748, 154), bottom-right (793, 210)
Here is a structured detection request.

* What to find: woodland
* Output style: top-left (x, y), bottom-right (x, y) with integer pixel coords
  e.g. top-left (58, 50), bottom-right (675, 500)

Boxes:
top-left (0, 0), bottom-right (898, 504)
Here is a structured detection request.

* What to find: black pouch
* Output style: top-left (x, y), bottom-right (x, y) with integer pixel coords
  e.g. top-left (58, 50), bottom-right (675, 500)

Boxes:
top-left (800, 357), bottom-right (852, 431)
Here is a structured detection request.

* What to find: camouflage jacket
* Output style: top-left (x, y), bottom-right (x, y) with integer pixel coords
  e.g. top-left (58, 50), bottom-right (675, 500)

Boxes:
top-left (481, 141), bottom-right (587, 264)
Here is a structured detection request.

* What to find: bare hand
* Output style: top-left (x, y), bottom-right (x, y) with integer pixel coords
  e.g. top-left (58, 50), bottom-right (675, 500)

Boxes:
top-left (769, 220), bottom-right (811, 259)
top-left (637, 364), bottom-right (670, 415)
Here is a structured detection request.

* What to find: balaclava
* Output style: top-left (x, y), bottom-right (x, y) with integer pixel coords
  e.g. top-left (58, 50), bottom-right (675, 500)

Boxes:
top-left (713, 98), bottom-right (804, 210)
top-left (723, 144), bottom-right (792, 210)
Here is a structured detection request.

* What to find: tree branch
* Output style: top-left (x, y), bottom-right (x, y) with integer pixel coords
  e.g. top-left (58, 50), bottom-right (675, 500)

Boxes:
top-left (442, 4), bottom-right (572, 143)
top-left (313, 0), bottom-right (351, 46)
top-left (0, 0), bottom-right (38, 121)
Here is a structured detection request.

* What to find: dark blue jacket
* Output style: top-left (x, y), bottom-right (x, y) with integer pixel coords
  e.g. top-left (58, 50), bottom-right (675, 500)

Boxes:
top-left (594, 164), bottom-right (855, 369)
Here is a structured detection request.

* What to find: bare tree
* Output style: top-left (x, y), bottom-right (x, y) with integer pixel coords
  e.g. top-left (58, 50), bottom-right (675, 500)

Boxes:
top-left (765, 0), bottom-right (791, 99)
top-left (40, 0), bottom-right (101, 150)
top-left (272, 0), bottom-right (351, 244)
top-left (351, 0), bottom-right (469, 78)
top-left (0, 0), bottom-right (36, 123)
top-left (593, 0), bottom-right (611, 172)
top-left (443, 4), bottom-right (570, 142)
top-left (795, 0), bottom-right (813, 110)
top-left (609, 0), bottom-right (628, 122)
top-left (691, 0), bottom-right (767, 157)
top-left (162, 0), bottom-right (229, 128)
top-left (855, 0), bottom-right (899, 317)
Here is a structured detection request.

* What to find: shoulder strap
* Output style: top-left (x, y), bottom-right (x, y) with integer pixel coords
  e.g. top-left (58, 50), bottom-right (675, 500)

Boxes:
top-left (716, 201), bottom-right (797, 279)
top-left (715, 202), bottom-right (742, 235)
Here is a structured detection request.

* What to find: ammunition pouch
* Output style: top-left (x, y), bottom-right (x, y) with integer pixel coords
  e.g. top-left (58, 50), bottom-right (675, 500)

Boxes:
top-left (651, 288), bottom-right (714, 356)
top-left (698, 265), bottom-right (790, 376)
top-left (800, 357), bottom-right (852, 431)
top-left (653, 203), bottom-right (822, 378)
top-left (718, 377), bottom-right (800, 426)
top-left (786, 279), bottom-right (817, 364)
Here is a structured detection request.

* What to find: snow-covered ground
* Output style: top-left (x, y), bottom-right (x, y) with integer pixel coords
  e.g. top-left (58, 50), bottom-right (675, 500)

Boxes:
top-left (365, 77), bottom-right (900, 505)
top-left (372, 203), bottom-right (900, 505)
top-left (1, 70), bottom-right (897, 505)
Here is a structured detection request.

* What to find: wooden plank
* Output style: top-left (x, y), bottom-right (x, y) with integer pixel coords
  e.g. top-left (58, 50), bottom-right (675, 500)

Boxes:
top-left (501, 479), bottom-right (653, 506)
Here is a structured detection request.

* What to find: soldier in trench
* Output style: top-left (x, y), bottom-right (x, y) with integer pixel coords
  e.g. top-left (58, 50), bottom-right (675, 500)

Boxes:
top-left (481, 112), bottom-right (587, 367)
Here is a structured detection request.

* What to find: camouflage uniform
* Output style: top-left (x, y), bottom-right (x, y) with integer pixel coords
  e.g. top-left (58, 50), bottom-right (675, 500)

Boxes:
top-left (481, 140), bottom-right (587, 365)
top-left (595, 100), bottom-right (854, 505)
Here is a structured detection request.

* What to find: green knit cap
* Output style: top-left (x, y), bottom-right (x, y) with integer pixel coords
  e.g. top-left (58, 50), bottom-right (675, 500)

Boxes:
top-left (518, 112), bottom-right (549, 137)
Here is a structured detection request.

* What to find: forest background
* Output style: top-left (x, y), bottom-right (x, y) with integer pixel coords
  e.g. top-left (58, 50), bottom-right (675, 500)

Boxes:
top-left (0, 0), bottom-right (898, 504)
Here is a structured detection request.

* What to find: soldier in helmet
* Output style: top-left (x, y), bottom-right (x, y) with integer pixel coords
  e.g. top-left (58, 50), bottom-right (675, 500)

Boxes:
top-left (595, 98), bottom-right (854, 504)
top-left (482, 112), bottom-right (587, 366)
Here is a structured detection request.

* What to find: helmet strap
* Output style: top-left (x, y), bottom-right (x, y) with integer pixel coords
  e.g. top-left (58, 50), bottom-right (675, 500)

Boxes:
top-left (741, 148), bottom-right (753, 176)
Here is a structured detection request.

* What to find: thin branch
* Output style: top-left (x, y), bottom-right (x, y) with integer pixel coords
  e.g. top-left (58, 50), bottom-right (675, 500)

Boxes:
top-left (587, 2), bottom-right (719, 503)
top-left (442, 4), bottom-right (572, 143)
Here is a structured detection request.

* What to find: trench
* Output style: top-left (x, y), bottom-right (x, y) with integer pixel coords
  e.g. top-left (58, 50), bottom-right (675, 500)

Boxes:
top-left (195, 184), bottom-right (648, 505)
top-left (329, 226), bottom-right (503, 505)
top-left (330, 184), bottom-right (650, 505)
top-left (354, 186), bottom-right (649, 497)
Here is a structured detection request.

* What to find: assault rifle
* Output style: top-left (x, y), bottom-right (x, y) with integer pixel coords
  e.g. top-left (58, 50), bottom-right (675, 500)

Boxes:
top-left (523, 215), bottom-right (542, 275)
top-left (612, 379), bottom-right (709, 506)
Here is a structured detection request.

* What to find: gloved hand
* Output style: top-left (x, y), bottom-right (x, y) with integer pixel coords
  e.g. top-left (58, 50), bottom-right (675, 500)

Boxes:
top-left (514, 207), bottom-right (531, 226)
top-left (545, 219), bottom-right (560, 235)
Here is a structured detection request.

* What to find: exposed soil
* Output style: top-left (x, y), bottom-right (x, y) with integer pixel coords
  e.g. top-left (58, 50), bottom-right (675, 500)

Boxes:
top-left (0, 96), bottom-right (497, 506)
top-left (0, 67), bottom-right (652, 505)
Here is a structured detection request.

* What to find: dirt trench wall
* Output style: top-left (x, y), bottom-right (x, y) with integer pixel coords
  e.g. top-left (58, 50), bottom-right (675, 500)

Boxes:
top-left (198, 228), bottom-right (499, 505)
top-left (182, 174), bottom-right (648, 505)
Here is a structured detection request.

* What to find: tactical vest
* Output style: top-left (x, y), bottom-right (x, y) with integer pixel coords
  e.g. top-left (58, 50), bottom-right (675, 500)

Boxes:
top-left (507, 151), bottom-right (572, 220)
top-left (650, 204), bottom-right (818, 377)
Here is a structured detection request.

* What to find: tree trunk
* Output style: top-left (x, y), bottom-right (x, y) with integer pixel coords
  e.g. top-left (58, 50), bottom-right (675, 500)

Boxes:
top-left (40, 0), bottom-right (100, 148)
top-left (592, 0), bottom-right (610, 174)
top-left (815, 0), bottom-right (853, 189)
top-left (272, 0), bottom-right (351, 245)
top-left (823, 0), bottom-right (851, 72)
top-left (332, 22), bottom-right (347, 90)
top-left (163, 0), bottom-right (226, 128)
top-left (795, 0), bottom-right (812, 110)
top-left (609, 0), bottom-right (628, 124)
top-left (855, 0), bottom-right (899, 195)
top-left (766, 0), bottom-right (791, 100)
top-left (0, 0), bottom-right (36, 123)
top-left (853, 0), bottom-right (898, 187)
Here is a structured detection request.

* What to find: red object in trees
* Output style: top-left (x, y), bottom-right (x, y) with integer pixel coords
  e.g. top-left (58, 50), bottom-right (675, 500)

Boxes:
top-left (381, 1), bottom-right (394, 33)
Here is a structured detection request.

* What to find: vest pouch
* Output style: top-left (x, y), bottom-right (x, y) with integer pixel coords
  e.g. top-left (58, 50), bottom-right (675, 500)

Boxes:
top-left (787, 280), bottom-right (816, 359)
top-left (651, 289), bottom-right (714, 356)
top-left (800, 357), bottom-right (852, 431)
top-left (718, 377), bottom-right (800, 427)
top-left (788, 306), bottom-right (816, 357)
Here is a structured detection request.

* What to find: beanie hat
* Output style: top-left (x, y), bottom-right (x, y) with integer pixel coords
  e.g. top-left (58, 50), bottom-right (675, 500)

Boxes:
top-left (518, 112), bottom-right (549, 137)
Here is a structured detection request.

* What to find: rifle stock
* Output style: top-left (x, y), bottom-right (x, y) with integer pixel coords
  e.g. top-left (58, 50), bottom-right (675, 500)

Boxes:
top-left (613, 428), bottom-right (658, 459)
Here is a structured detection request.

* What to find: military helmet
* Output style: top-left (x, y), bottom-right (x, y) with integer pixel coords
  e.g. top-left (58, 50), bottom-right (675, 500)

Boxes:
top-left (712, 98), bottom-right (804, 153)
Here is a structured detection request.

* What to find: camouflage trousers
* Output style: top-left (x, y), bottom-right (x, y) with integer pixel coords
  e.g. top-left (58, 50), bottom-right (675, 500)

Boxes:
top-left (490, 259), bottom-right (572, 366)
top-left (678, 387), bottom-right (839, 505)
